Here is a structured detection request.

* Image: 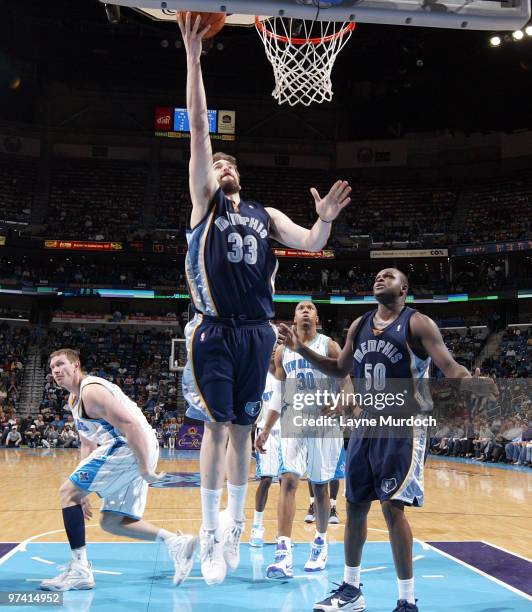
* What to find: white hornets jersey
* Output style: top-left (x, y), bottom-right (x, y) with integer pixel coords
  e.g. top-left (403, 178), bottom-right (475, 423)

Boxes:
top-left (282, 333), bottom-right (336, 415)
top-left (69, 375), bottom-right (155, 446)
top-left (256, 371), bottom-right (281, 432)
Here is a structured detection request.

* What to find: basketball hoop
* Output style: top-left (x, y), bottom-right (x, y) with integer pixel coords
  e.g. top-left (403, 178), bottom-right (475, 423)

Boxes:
top-left (255, 16), bottom-right (355, 107)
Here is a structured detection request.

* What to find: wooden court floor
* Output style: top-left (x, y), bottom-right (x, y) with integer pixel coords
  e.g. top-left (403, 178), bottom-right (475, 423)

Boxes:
top-left (1, 448), bottom-right (531, 559)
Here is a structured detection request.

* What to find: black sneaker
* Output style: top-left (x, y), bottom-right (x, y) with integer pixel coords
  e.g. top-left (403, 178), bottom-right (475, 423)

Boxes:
top-left (328, 506), bottom-right (340, 524)
top-left (313, 582), bottom-right (365, 611)
top-left (304, 502), bottom-right (315, 523)
top-left (393, 600), bottom-right (418, 612)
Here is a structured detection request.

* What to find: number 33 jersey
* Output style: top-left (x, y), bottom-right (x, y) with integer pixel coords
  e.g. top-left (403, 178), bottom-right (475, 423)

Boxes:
top-left (185, 188), bottom-right (278, 319)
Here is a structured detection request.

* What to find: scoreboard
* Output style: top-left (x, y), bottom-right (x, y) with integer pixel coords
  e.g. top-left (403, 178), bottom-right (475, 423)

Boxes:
top-left (155, 107), bottom-right (236, 140)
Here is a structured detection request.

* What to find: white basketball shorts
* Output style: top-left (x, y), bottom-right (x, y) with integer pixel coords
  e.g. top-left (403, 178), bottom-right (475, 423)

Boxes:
top-left (70, 434), bottom-right (159, 520)
top-left (255, 428), bottom-right (280, 478)
top-left (280, 434), bottom-right (344, 484)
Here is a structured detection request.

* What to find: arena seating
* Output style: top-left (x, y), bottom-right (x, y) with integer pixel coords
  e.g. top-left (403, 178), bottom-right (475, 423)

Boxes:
top-left (482, 326), bottom-right (532, 378)
top-left (0, 156), bottom-right (36, 224)
top-left (1, 155), bottom-right (530, 247)
top-left (46, 158), bottom-right (148, 241)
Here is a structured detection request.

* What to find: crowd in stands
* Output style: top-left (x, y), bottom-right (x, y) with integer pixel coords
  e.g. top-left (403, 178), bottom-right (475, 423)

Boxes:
top-left (1, 155), bottom-right (531, 247)
top-left (440, 328), bottom-right (487, 370)
top-left (45, 159), bottom-right (148, 242)
top-left (430, 412), bottom-right (532, 466)
top-left (0, 323), bottom-right (30, 413)
top-left (482, 327), bottom-right (532, 377)
top-left (0, 156), bottom-right (36, 224)
top-left (458, 170), bottom-right (532, 244)
top-left (0, 256), bottom-right (187, 290)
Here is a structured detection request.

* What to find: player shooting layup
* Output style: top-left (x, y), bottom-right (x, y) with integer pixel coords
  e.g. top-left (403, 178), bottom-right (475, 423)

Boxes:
top-left (40, 349), bottom-right (197, 592)
top-left (177, 13), bottom-right (352, 586)
top-left (279, 269), bottom-right (497, 612)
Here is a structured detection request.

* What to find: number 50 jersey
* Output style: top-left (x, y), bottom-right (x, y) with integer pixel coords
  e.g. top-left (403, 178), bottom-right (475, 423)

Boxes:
top-left (185, 188), bottom-right (278, 320)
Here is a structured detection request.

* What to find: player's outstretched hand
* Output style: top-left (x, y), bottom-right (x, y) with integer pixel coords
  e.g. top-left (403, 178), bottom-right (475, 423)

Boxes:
top-left (176, 12), bottom-right (211, 62)
top-left (278, 323), bottom-right (303, 352)
top-left (465, 368), bottom-right (499, 401)
top-left (141, 471), bottom-right (167, 484)
top-left (255, 430), bottom-right (270, 454)
top-left (311, 180), bottom-right (352, 223)
top-left (81, 497), bottom-right (93, 520)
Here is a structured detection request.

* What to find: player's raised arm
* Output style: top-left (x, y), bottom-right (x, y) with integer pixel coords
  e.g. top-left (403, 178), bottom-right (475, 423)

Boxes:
top-left (265, 180), bottom-right (352, 252)
top-left (81, 383), bottom-right (165, 482)
top-left (278, 317), bottom-right (361, 378)
top-left (177, 12), bottom-right (218, 227)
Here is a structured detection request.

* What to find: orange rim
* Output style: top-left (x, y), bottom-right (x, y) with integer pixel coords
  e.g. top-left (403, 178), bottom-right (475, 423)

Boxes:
top-left (255, 16), bottom-right (355, 45)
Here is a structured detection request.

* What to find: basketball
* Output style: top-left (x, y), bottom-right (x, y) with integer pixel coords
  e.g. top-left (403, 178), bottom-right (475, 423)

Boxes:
top-left (177, 11), bottom-right (226, 39)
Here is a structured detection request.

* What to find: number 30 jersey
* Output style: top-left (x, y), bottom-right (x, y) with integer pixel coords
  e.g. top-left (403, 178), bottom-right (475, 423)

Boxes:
top-left (185, 187), bottom-right (278, 319)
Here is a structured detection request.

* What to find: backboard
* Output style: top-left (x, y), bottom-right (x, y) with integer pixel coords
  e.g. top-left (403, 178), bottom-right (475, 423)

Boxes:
top-left (101, 0), bottom-right (531, 31)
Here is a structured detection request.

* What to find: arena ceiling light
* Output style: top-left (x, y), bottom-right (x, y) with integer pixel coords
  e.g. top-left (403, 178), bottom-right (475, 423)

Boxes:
top-left (512, 29), bottom-right (524, 40)
top-left (525, 25), bottom-right (532, 35)
top-left (489, 35), bottom-right (501, 46)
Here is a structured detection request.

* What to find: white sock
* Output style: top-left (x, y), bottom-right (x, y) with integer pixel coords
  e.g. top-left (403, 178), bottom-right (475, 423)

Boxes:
top-left (156, 528), bottom-right (175, 543)
top-left (72, 546), bottom-right (88, 566)
top-left (315, 531), bottom-right (327, 543)
top-left (330, 498), bottom-right (337, 508)
top-left (201, 486), bottom-right (222, 531)
top-left (344, 565), bottom-right (361, 587)
top-left (309, 497), bottom-right (315, 505)
top-left (253, 510), bottom-right (264, 527)
top-left (227, 482), bottom-right (247, 522)
top-left (398, 577), bottom-right (415, 604)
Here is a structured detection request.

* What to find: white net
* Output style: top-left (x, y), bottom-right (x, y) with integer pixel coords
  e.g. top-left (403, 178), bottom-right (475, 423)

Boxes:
top-left (256, 17), bottom-right (355, 107)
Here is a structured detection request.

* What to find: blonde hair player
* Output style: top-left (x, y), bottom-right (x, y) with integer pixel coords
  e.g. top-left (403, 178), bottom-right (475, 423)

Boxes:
top-left (177, 12), bottom-right (352, 586)
top-left (40, 349), bottom-right (198, 592)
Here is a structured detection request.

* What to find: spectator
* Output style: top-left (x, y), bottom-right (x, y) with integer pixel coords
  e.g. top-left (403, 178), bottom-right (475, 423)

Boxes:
top-left (5, 425), bottom-right (22, 447)
top-left (25, 424), bottom-right (41, 448)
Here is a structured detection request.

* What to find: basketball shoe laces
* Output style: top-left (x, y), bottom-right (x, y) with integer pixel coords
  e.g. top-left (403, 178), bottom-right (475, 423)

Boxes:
top-left (226, 520), bottom-right (244, 556)
top-left (49, 561), bottom-right (89, 582)
top-left (201, 530), bottom-right (217, 564)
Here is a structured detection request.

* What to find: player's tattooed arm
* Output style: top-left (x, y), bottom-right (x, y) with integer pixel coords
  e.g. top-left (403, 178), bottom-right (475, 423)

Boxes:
top-left (177, 12), bottom-right (218, 227)
top-left (81, 383), bottom-right (163, 480)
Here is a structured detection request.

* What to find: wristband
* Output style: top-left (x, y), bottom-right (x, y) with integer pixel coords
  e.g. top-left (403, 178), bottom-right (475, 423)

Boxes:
top-left (319, 216), bottom-right (332, 224)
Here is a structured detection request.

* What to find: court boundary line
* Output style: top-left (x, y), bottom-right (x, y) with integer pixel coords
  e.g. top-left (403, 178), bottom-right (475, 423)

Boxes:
top-left (424, 542), bottom-right (532, 601)
top-left (480, 539), bottom-right (532, 563)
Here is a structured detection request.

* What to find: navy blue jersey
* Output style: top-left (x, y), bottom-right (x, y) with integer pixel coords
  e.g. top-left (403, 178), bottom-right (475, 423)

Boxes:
top-left (185, 188), bottom-right (278, 319)
top-left (352, 306), bottom-right (432, 414)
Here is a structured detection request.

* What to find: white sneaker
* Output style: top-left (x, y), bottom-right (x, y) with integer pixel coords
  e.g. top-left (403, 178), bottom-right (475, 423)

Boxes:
top-left (166, 533), bottom-right (200, 586)
top-left (266, 541), bottom-right (294, 579)
top-left (199, 527), bottom-right (226, 585)
top-left (220, 509), bottom-right (245, 571)
top-left (304, 536), bottom-right (328, 572)
top-left (249, 524), bottom-right (265, 547)
top-left (40, 561), bottom-right (95, 592)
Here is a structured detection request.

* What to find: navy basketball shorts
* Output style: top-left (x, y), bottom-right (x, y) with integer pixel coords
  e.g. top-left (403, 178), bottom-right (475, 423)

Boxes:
top-left (345, 424), bottom-right (428, 507)
top-left (182, 314), bottom-right (277, 426)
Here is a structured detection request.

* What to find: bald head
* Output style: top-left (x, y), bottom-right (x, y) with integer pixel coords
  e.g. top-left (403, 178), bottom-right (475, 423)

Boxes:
top-left (373, 268), bottom-right (409, 304)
